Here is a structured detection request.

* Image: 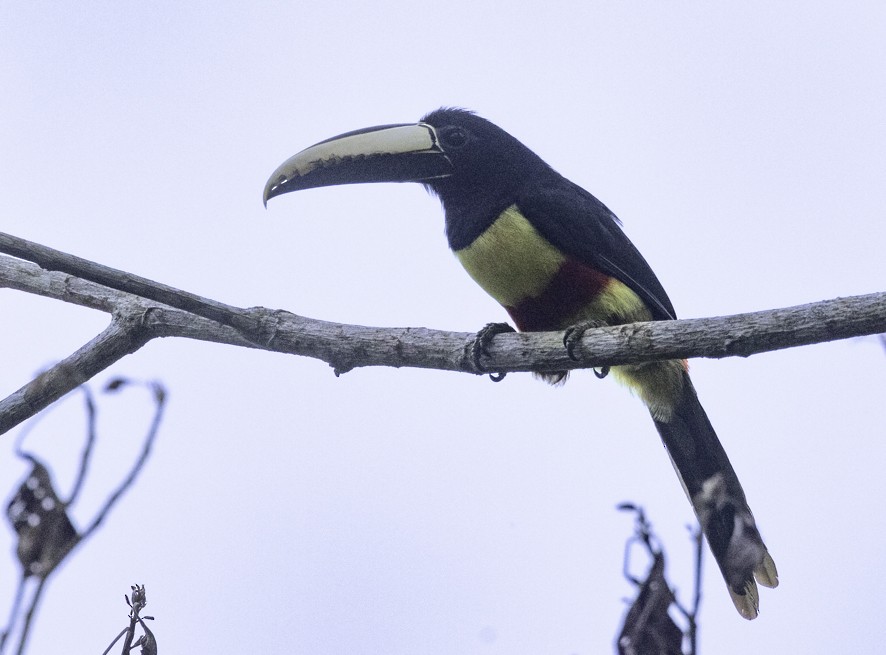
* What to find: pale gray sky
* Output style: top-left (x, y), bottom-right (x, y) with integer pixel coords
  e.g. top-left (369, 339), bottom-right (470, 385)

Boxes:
top-left (2, 2), bottom-right (885, 653)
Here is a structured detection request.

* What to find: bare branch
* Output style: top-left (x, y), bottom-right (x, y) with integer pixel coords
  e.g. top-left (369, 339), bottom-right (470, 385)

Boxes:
top-left (0, 231), bottom-right (257, 334)
top-left (0, 311), bottom-right (152, 435)
top-left (2, 238), bottom-right (885, 439)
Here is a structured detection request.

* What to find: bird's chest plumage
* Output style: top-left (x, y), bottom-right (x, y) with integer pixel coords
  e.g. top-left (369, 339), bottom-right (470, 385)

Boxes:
top-left (452, 204), bottom-right (638, 331)
top-left (454, 205), bottom-right (564, 307)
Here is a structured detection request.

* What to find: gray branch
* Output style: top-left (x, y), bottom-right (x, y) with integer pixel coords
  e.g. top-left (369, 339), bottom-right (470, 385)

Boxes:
top-left (2, 232), bottom-right (885, 438)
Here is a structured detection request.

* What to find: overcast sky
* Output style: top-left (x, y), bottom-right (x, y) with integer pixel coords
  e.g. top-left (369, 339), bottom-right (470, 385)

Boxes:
top-left (2, 2), bottom-right (885, 653)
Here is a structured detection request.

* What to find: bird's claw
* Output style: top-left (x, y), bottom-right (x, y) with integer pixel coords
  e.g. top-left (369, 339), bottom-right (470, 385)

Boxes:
top-left (470, 322), bottom-right (516, 381)
top-left (563, 320), bottom-right (610, 379)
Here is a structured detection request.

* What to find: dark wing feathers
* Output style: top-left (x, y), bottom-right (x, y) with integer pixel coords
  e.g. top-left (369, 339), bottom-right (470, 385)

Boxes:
top-left (517, 183), bottom-right (677, 321)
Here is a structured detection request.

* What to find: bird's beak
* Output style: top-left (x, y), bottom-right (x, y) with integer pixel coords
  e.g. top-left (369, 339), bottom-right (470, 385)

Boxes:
top-left (263, 122), bottom-right (453, 206)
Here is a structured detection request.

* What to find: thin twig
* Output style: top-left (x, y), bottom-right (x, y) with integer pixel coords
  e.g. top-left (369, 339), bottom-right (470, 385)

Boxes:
top-left (13, 576), bottom-right (46, 655)
top-left (100, 628), bottom-right (130, 655)
top-left (66, 385), bottom-right (97, 506)
top-left (687, 528), bottom-right (704, 655)
top-left (80, 381), bottom-right (165, 539)
top-left (0, 574), bottom-right (26, 655)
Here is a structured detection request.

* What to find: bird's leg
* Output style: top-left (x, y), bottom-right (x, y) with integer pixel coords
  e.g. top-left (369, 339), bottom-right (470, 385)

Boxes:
top-left (563, 320), bottom-right (610, 379)
top-left (470, 322), bottom-right (516, 381)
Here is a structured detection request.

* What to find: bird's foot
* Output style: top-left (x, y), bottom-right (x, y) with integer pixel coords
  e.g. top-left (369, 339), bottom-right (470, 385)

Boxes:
top-left (470, 322), bottom-right (516, 382)
top-left (563, 320), bottom-right (609, 379)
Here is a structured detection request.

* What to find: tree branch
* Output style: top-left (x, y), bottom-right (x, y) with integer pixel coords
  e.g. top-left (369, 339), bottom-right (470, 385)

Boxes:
top-left (0, 231), bottom-right (257, 334)
top-left (2, 234), bottom-right (885, 438)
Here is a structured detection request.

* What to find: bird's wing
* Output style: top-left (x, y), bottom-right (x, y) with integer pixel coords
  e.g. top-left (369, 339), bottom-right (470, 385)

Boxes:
top-left (517, 183), bottom-right (677, 321)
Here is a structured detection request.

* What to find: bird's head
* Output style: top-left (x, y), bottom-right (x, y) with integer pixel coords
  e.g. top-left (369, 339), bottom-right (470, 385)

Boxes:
top-left (263, 108), bottom-right (555, 226)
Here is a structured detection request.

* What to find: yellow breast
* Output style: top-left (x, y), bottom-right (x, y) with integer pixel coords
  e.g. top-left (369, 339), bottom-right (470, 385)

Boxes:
top-left (454, 205), bottom-right (565, 307)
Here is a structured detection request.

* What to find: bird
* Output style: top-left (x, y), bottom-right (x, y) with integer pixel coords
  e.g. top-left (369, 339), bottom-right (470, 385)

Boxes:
top-left (263, 107), bottom-right (778, 619)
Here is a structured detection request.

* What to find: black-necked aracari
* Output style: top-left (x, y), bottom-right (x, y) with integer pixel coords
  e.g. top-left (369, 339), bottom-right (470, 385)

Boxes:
top-left (263, 108), bottom-right (778, 619)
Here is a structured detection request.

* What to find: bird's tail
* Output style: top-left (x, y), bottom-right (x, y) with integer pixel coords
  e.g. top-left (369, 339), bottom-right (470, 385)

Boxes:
top-left (651, 370), bottom-right (778, 619)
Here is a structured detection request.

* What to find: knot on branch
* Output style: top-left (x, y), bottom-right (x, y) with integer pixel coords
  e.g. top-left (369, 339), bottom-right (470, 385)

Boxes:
top-left (241, 307), bottom-right (297, 348)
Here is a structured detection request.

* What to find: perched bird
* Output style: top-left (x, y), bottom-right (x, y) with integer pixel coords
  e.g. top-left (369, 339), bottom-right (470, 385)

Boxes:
top-left (263, 108), bottom-right (778, 618)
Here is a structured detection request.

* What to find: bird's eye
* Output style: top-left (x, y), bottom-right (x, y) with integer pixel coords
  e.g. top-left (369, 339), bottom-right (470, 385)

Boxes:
top-left (439, 127), bottom-right (469, 149)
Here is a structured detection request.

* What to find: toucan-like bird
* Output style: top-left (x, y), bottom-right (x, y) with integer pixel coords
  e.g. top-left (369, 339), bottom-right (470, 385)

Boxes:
top-left (263, 108), bottom-right (778, 619)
